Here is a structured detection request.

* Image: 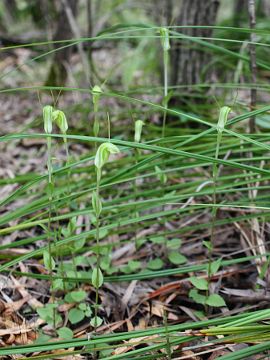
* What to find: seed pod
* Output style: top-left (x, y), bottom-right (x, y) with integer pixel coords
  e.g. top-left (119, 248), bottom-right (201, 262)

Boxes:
top-left (94, 142), bottom-right (120, 170)
top-left (134, 120), bottom-right (144, 143)
top-left (217, 106), bottom-right (231, 134)
top-left (159, 27), bottom-right (170, 52)
top-left (43, 105), bottom-right (53, 134)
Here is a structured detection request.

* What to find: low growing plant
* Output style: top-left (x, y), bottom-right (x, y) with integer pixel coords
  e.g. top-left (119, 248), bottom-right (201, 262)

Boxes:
top-left (189, 106), bottom-right (231, 309)
top-left (92, 142), bottom-right (120, 329)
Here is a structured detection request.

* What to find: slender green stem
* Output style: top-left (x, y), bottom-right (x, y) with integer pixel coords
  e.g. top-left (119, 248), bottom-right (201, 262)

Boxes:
top-left (210, 135), bottom-right (222, 251)
top-left (207, 133), bottom-right (222, 308)
top-left (64, 140), bottom-right (71, 195)
top-left (134, 148), bottom-right (140, 247)
top-left (94, 168), bottom-right (101, 330)
top-left (162, 50), bottom-right (168, 138)
top-left (63, 138), bottom-right (79, 288)
top-left (46, 135), bottom-right (56, 329)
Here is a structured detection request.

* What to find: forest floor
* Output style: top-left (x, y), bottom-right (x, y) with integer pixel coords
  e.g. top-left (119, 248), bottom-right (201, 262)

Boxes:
top-left (0, 89), bottom-right (270, 360)
top-left (1, 32), bottom-right (270, 358)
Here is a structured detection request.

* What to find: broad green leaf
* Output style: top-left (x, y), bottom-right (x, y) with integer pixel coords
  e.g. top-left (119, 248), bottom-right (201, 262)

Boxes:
top-left (121, 260), bottom-right (141, 274)
top-left (69, 290), bottom-right (87, 303)
top-left (92, 267), bottom-right (104, 288)
top-left (106, 266), bottom-right (118, 275)
top-left (99, 229), bottom-right (109, 239)
top-left (66, 270), bottom-right (80, 279)
top-left (74, 256), bottom-right (88, 267)
top-left (128, 260), bottom-right (141, 271)
top-left (35, 333), bottom-right (51, 344)
top-left (168, 252), bottom-right (187, 265)
top-left (100, 257), bottom-right (111, 271)
top-left (73, 236), bottom-right (86, 250)
top-left (99, 245), bottom-right (112, 256)
top-left (78, 303), bottom-right (87, 311)
top-left (167, 238), bottom-right (182, 250)
top-left (43, 250), bottom-right (55, 271)
top-left (189, 289), bottom-right (206, 305)
top-left (51, 279), bottom-right (64, 291)
top-left (147, 258), bottom-right (164, 270)
top-left (57, 327), bottom-right (73, 340)
top-left (36, 307), bottom-right (50, 321)
top-left (37, 305), bottom-right (61, 327)
top-left (206, 294), bottom-right (226, 307)
top-left (149, 236), bottom-right (165, 244)
top-left (209, 258), bottom-right (222, 276)
top-left (189, 276), bottom-right (208, 290)
top-left (64, 294), bottom-right (74, 304)
top-left (85, 305), bottom-right (92, 317)
top-left (68, 308), bottom-right (85, 324)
